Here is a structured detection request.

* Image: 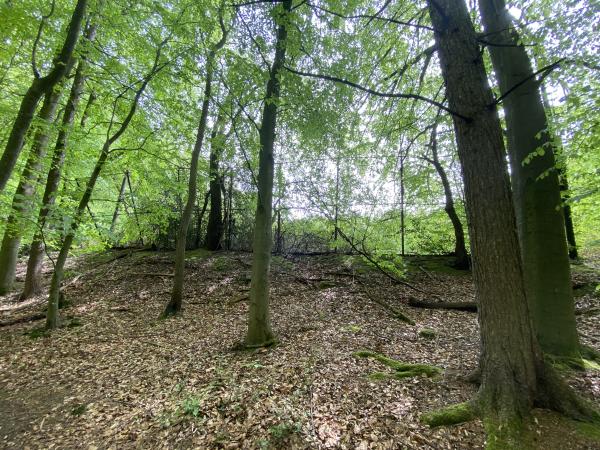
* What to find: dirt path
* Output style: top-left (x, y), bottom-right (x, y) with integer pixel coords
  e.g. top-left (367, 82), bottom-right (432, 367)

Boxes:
top-left (0, 251), bottom-right (598, 449)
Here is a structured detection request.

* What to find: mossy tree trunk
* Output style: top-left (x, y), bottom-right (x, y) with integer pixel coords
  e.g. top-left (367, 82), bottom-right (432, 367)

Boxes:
top-left (21, 22), bottom-right (98, 301)
top-left (245, 0), bottom-right (292, 348)
top-left (163, 21), bottom-right (228, 317)
top-left (0, 88), bottom-right (63, 295)
top-left (425, 0), bottom-right (597, 446)
top-left (423, 124), bottom-right (469, 269)
top-left (0, 0), bottom-right (87, 193)
top-left (205, 114), bottom-right (226, 251)
top-left (46, 42), bottom-right (164, 329)
top-left (478, 0), bottom-right (580, 359)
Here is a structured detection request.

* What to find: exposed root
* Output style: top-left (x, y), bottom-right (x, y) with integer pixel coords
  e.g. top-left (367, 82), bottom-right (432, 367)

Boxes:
top-left (535, 361), bottom-right (600, 423)
top-left (421, 401), bottom-right (478, 427)
top-left (353, 350), bottom-right (442, 379)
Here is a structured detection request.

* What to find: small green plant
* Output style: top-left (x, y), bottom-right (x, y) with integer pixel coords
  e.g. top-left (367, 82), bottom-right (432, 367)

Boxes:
top-left (268, 421), bottom-right (301, 445)
top-left (180, 395), bottom-right (203, 418)
top-left (71, 403), bottom-right (87, 416)
top-left (342, 324), bottom-right (362, 333)
top-left (212, 256), bottom-right (232, 272)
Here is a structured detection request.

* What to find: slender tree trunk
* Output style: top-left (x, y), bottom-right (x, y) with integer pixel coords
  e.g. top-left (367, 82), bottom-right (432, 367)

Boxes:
top-left (80, 91), bottom-right (96, 128)
top-left (0, 0), bottom-right (87, 192)
top-left (226, 172), bottom-right (233, 250)
top-left (423, 0), bottom-right (597, 446)
top-left (478, 0), bottom-right (580, 359)
top-left (540, 85), bottom-right (579, 259)
top-left (245, 0), bottom-right (292, 347)
top-left (46, 42), bottom-right (162, 328)
top-left (399, 153), bottom-right (406, 256)
top-left (205, 115), bottom-right (226, 250)
top-left (0, 89), bottom-right (63, 295)
top-left (125, 170), bottom-right (143, 245)
top-left (21, 23), bottom-right (98, 300)
top-left (195, 192), bottom-right (210, 249)
top-left (110, 172), bottom-right (128, 234)
top-left (424, 125), bottom-right (469, 269)
top-left (163, 24), bottom-right (228, 317)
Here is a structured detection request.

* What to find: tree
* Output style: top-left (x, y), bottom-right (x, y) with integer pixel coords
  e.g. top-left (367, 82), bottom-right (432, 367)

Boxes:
top-left (421, 123), bottom-right (469, 269)
top-left (478, 0), bottom-right (580, 359)
top-left (20, 22), bottom-right (98, 300)
top-left (205, 113), bottom-right (227, 250)
top-left (245, 0), bottom-right (292, 347)
top-left (46, 39), bottom-right (168, 329)
top-left (0, 86), bottom-right (64, 295)
top-left (163, 12), bottom-right (228, 317)
top-left (0, 0), bottom-right (87, 192)
top-left (421, 0), bottom-right (597, 446)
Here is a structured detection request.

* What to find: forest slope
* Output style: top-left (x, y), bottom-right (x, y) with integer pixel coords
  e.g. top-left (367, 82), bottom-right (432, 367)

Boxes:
top-left (0, 251), bottom-right (598, 449)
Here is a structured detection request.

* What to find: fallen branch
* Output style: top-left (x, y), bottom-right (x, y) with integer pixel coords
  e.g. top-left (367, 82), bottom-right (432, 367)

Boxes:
top-left (357, 279), bottom-right (415, 325)
top-left (0, 312), bottom-right (46, 327)
top-left (408, 297), bottom-right (477, 312)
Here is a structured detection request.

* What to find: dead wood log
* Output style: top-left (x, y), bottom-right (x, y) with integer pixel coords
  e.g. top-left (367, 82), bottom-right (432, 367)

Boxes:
top-left (408, 297), bottom-right (477, 312)
top-left (0, 312), bottom-right (46, 327)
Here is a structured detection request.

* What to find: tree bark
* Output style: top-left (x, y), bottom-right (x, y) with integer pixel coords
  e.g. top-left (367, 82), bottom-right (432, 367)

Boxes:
top-left (0, 88), bottom-right (63, 295)
top-left (163, 21), bottom-right (228, 317)
top-left (205, 115), bottom-right (226, 250)
top-left (245, 0), bottom-right (292, 347)
top-left (21, 22), bottom-right (98, 301)
top-left (424, 0), bottom-right (596, 446)
top-left (423, 124), bottom-right (469, 269)
top-left (0, 0), bottom-right (87, 192)
top-left (478, 0), bottom-right (580, 359)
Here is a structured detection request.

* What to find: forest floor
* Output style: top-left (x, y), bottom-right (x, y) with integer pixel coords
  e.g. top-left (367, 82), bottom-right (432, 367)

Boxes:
top-left (0, 249), bottom-right (599, 449)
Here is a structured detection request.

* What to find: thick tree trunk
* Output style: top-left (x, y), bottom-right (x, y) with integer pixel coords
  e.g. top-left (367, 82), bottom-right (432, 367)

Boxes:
top-left (205, 115), bottom-right (226, 251)
top-left (0, 89), bottom-right (62, 295)
top-left (424, 0), bottom-right (596, 446)
top-left (424, 125), bottom-right (469, 269)
top-left (245, 0), bottom-right (292, 347)
top-left (478, 0), bottom-right (580, 359)
top-left (21, 23), bottom-right (98, 301)
top-left (0, 0), bottom-right (87, 192)
top-left (163, 24), bottom-right (228, 317)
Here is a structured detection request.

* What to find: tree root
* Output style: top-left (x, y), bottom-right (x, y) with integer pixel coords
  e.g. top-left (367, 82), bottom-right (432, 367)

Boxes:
top-left (353, 350), bottom-right (442, 379)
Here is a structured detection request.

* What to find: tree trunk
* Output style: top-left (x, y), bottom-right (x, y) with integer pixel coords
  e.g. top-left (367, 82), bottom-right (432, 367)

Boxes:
top-left (424, 124), bottom-right (469, 269)
top-left (541, 84), bottom-right (579, 260)
top-left (423, 0), bottom-right (596, 446)
top-left (0, 0), bottom-right (87, 192)
top-left (205, 115), bottom-right (226, 250)
top-left (478, 0), bottom-right (580, 359)
top-left (21, 22), bottom-right (98, 301)
top-left (245, 0), bottom-right (292, 347)
top-left (163, 23), bottom-right (228, 317)
top-left (109, 172), bottom-right (128, 235)
top-left (0, 88), bottom-right (63, 295)
top-left (46, 41), bottom-right (162, 328)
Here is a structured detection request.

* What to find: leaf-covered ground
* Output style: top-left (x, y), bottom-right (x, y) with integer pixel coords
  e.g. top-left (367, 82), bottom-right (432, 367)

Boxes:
top-left (1, 250), bottom-right (599, 449)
